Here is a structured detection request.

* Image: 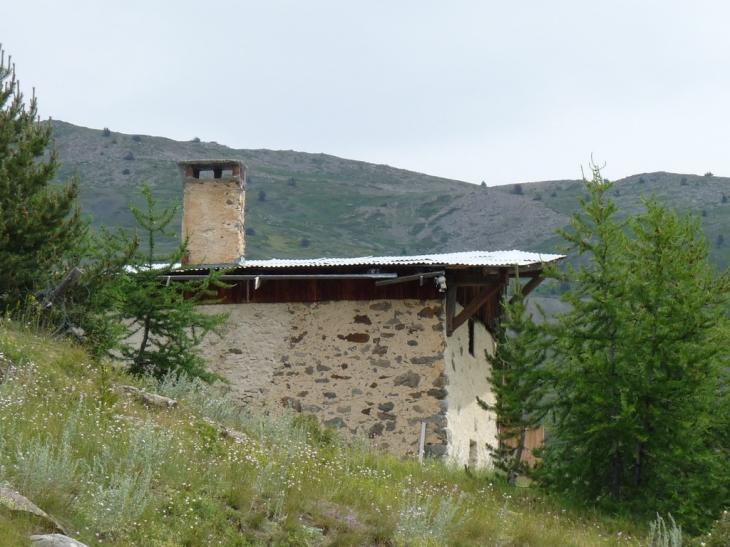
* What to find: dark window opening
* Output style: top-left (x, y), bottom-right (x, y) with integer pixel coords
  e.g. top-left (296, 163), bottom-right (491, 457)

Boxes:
top-left (468, 319), bottom-right (475, 357)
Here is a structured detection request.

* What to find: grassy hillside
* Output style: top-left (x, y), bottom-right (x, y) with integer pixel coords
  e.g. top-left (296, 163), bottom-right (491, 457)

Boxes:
top-left (0, 321), bottom-right (662, 546)
top-left (50, 121), bottom-right (568, 259)
top-left (52, 121), bottom-right (730, 271)
top-left (491, 172), bottom-right (730, 271)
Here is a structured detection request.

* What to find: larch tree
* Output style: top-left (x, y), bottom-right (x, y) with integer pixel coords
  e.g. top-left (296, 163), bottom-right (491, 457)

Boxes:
top-left (112, 184), bottom-right (229, 381)
top-left (617, 199), bottom-right (730, 529)
top-left (537, 164), bottom-right (730, 532)
top-left (537, 164), bottom-right (631, 503)
top-left (480, 279), bottom-right (547, 485)
top-left (0, 46), bottom-right (85, 308)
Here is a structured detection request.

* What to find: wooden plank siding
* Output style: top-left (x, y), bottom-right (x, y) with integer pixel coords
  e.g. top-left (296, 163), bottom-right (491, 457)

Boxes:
top-left (499, 425), bottom-right (545, 468)
top-left (180, 265), bottom-right (508, 332)
top-left (209, 276), bottom-right (442, 304)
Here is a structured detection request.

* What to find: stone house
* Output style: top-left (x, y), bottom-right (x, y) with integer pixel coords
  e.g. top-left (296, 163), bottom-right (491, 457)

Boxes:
top-left (172, 159), bottom-right (563, 469)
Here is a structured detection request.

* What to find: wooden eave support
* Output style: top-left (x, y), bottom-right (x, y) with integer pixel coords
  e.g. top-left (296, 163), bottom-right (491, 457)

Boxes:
top-left (445, 267), bottom-right (543, 336)
top-left (451, 284), bottom-right (503, 335)
top-left (481, 262), bottom-right (545, 276)
top-left (446, 270), bottom-right (507, 336)
top-left (509, 275), bottom-right (544, 305)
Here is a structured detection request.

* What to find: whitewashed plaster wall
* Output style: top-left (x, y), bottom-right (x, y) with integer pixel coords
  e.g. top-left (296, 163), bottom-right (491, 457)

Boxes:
top-left (442, 306), bottom-right (498, 469)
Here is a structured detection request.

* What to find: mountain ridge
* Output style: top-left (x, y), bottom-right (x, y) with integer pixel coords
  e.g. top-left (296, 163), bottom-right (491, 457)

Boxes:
top-left (50, 120), bottom-right (730, 270)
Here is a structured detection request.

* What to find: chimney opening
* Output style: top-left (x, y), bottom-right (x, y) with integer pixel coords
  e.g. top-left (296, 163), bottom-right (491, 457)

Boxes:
top-left (185, 167), bottom-right (236, 179)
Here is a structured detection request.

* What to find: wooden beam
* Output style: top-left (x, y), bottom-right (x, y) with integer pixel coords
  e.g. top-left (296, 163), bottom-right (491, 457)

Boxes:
top-left (375, 270), bottom-right (444, 287)
top-left (516, 262), bottom-right (547, 274)
top-left (480, 264), bottom-right (547, 276)
top-left (445, 283), bottom-right (456, 335)
top-left (449, 283), bottom-right (503, 335)
top-left (451, 274), bottom-right (504, 286)
top-left (509, 275), bottom-right (544, 305)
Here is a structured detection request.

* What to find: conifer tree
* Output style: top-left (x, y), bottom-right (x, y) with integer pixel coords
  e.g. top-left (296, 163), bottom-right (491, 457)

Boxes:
top-left (481, 281), bottom-right (547, 485)
top-left (0, 46), bottom-right (85, 308)
top-left (538, 164), bottom-right (730, 532)
top-left (618, 199), bottom-right (730, 529)
top-left (113, 184), bottom-right (229, 381)
top-left (537, 164), bottom-right (630, 503)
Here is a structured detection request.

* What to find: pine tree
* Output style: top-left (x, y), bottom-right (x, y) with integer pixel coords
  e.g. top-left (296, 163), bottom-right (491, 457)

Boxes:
top-left (114, 184), bottom-right (229, 381)
top-left (480, 280), bottom-right (547, 485)
top-left (0, 46), bottom-right (85, 308)
top-left (618, 199), bottom-right (730, 529)
top-left (537, 164), bottom-right (730, 532)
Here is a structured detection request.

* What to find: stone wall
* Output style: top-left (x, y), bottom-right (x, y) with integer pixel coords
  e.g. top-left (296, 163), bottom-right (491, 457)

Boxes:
top-left (182, 177), bottom-right (244, 264)
top-left (198, 299), bottom-right (449, 458)
top-left (196, 298), bottom-right (498, 466)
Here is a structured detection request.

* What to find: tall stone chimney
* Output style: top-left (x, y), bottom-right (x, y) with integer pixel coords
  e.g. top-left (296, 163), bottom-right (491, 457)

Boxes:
top-left (178, 159), bottom-right (246, 265)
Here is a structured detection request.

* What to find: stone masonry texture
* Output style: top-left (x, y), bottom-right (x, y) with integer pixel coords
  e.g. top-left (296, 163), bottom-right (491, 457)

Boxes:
top-left (183, 177), bottom-right (244, 264)
top-left (197, 300), bottom-right (450, 458)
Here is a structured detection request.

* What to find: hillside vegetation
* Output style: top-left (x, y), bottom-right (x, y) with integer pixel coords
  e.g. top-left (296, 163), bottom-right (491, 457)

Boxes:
top-left (0, 322), bottom-right (658, 546)
top-left (52, 121), bottom-right (730, 271)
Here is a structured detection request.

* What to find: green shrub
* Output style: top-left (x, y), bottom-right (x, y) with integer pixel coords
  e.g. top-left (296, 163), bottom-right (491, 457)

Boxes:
top-left (13, 436), bottom-right (79, 502)
top-left (687, 512), bottom-right (730, 547)
top-left (647, 514), bottom-right (682, 547)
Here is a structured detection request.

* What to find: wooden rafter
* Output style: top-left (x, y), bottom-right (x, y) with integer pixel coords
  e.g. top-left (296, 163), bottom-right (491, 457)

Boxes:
top-left (448, 283), bottom-right (503, 336)
top-left (508, 275), bottom-right (544, 305)
top-left (445, 284), bottom-right (457, 335)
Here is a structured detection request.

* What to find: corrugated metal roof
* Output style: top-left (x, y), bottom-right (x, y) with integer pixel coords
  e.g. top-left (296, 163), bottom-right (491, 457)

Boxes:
top-left (236, 250), bottom-right (564, 269)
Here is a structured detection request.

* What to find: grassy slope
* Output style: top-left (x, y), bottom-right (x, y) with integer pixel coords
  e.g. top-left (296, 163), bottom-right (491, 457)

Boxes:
top-left (50, 121), bottom-right (568, 259)
top-left (0, 323), bottom-right (651, 547)
top-left (53, 121), bottom-right (730, 273)
top-left (491, 173), bottom-right (730, 271)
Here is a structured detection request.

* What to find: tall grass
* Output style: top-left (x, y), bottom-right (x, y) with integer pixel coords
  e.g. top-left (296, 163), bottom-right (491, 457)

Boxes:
top-left (395, 488), bottom-right (470, 546)
top-left (648, 514), bottom-right (683, 547)
top-left (0, 323), bottom-right (667, 546)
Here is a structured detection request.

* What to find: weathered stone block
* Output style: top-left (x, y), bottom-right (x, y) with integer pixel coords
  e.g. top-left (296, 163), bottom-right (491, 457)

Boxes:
top-left (338, 333), bottom-right (370, 343)
top-left (368, 423), bottom-right (385, 437)
top-left (427, 388), bottom-right (447, 400)
top-left (394, 371), bottom-right (421, 388)
top-left (324, 417), bottom-right (346, 428)
top-left (411, 356), bottom-right (440, 366)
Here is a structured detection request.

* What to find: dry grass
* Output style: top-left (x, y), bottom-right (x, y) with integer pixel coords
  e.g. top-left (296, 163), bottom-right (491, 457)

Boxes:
top-left (0, 321), bottom-right (663, 546)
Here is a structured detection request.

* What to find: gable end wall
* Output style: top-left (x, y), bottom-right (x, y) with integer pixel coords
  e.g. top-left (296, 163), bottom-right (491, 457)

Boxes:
top-left (196, 299), bottom-right (497, 466)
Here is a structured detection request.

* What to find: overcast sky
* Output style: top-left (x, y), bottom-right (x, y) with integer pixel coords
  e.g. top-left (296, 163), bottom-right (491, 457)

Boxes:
top-left (3, 1), bottom-right (730, 186)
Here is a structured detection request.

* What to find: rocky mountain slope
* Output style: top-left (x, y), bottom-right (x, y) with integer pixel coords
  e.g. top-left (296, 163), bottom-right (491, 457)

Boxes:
top-left (51, 121), bottom-right (730, 270)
